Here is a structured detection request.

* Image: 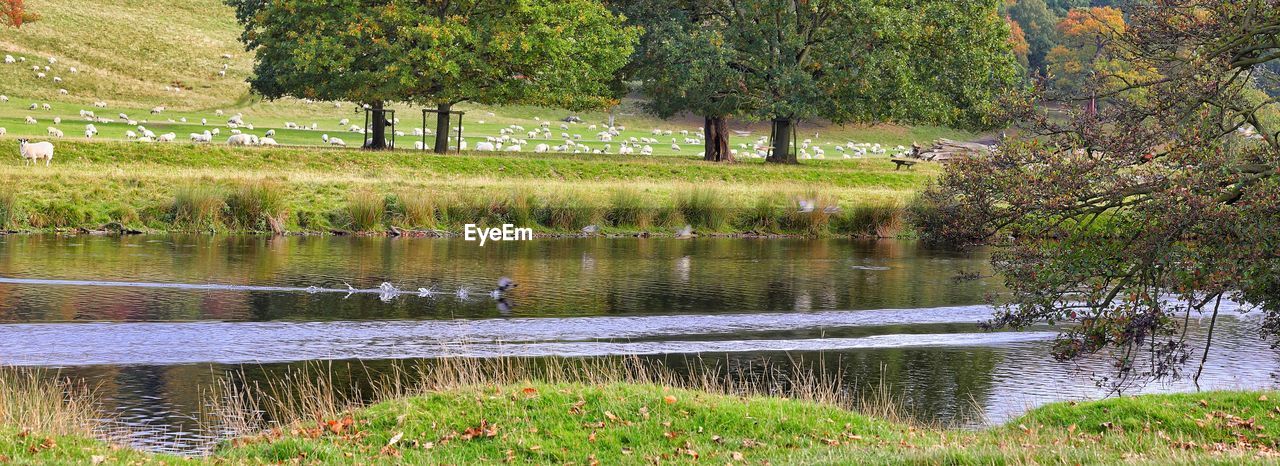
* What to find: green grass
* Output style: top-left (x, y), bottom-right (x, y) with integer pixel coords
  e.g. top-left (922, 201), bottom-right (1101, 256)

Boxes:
top-left (5, 385), bottom-right (1279, 465)
top-left (0, 140), bottom-right (934, 236)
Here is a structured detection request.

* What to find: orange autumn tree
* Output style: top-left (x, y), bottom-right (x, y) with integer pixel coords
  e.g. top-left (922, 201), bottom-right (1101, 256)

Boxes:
top-left (1, 0), bottom-right (39, 28)
top-left (1007, 18), bottom-right (1031, 69)
top-left (1045, 7), bottom-right (1145, 114)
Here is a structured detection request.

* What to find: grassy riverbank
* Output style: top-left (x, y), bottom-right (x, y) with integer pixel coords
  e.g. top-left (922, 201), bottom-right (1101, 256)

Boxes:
top-left (4, 360), bottom-right (1280, 465)
top-left (0, 140), bottom-right (931, 237)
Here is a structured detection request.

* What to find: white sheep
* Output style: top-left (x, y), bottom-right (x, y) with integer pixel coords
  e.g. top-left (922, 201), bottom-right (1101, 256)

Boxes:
top-left (53, 117), bottom-right (61, 125)
top-left (259, 137), bottom-right (278, 146)
top-left (41, 103), bottom-right (51, 111)
top-left (190, 131), bottom-right (212, 143)
top-left (475, 141), bottom-right (496, 151)
top-left (226, 134), bottom-right (254, 146)
top-left (17, 139), bottom-right (54, 166)
top-left (69, 67), bottom-right (77, 73)
top-left (93, 101), bottom-right (107, 108)
top-left (25, 116), bottom-right (37, 124)
top-left (0, 128), bottom-right (6, 137)
top-left (125, 130), bottom-right (137, 140)
top-left (3, 55), bottom-right (13, 64)
top-left (52, 76), bottom-right (62, 83)
top-left (150, 106), bottom-right (165, 114)
top-left (0, 95), bottom-right (7, 102)
top-left (136, 136), bottom-right (154, 143)
top-left (158, 132), bottom-right (176, 142)
top-left (264, 129), bottom-right (275, 137)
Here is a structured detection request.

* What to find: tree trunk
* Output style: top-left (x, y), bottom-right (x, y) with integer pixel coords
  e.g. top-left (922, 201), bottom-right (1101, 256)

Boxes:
top-left (433, 103), bottom-right (452, 154)
top-left (767, 118), bottom-right (797, 164)
top-left (366, 101), bottom-right (389, 150)
top-left (702, 116), bottom-right (733, 162)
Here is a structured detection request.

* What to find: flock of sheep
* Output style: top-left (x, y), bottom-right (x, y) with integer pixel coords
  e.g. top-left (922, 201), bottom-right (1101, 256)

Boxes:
top-left (4, 51), bottom-right (913, 163)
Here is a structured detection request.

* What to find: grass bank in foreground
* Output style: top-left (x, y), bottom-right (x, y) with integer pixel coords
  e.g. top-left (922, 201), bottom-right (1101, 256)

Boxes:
top-left (3, 360), bottom-right (1278, 465)
top-left (0, 140), bottom-right (930, 236)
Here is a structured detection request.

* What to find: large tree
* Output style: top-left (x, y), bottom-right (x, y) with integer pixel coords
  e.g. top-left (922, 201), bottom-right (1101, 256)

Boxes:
top-left (918, 0), bottom-right (1280, 391)
top-left (636, 8), bottom-right (746, 162)
top-left (393, 0), bottom-right (638, 153)
top-left (636, 0), bottom-right (1020, 164)
top-left (227, 0), bottom-right (637, 152)
top-left (1044, 6), bottom-right (1143, 114)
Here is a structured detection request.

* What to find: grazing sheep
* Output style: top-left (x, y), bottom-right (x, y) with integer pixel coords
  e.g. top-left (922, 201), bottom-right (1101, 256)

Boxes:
top-left (28, 103), bottom-right (37, 110)
top-left (125, 130), bottom-right (137, 140)
top-left (474, 141), bottom-right (496, 151)
top-left (0, 95), bottom-right (7, 102)
top-left (221, 53), bottom-right (233, 59)
top-left (150, 106), bottom-right (165, 114)
top-left (17, 139), bottom-right (54, 166)
top-left (190, 131), bottom-right (212, 143)
top-left (69, 67), bottom-right (77, 73)
top-left (53, 76), bottom-right (62, 83)
top-left (211, 128), bottom-right (220, 136)
top-left (84, 129), bottom-right (94, 139)
top-left (264, 129), bottom-right (275, 137)
top-left (226, 134), bottom-right (254, 146)
top-left (136, 136), bottom-right (154, 143)
top-left (36, 72), bottom-right (45, 79)
top-left (25, 116), bottom-right (37, 124)
top-left (142, 129), bottom-right (156, 139)
top-left (0, 128), bottom-right (6, 137)
top-left (3, 55), bottom-right (13, 64)
top-left (321, 134), bottom-right (346, 147)
top-left (158, 132), bottom-right (176, 142)
top-left (259, 137), bottom-right (278, 146)
top-left (41, 103), bottom-right (51, 111)
top-left (93, 101), bottom-right (107, 108)
top-left (47, 57), bottom-right (56, 64)
top-left (53, 117), bottom-right (61, 125)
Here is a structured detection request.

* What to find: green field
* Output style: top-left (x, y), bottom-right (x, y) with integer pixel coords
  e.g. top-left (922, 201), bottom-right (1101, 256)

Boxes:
top-left (0, 139), bottom-right (931, 235)
top-left (0, 0), bottom-right (974, 159)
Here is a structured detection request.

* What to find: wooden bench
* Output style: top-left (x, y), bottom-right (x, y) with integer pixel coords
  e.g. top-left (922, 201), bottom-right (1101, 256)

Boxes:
top-left (891, 158), bottom-right (918, 170)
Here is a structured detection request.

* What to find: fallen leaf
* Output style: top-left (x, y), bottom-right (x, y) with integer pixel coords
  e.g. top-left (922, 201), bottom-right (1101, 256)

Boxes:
top-left (1199, 399), bottom-right (1209, 407)
top-left (731, 451), bottom-right (745, 461)
top-left (90, 455), bottom-right (106, 465)
top-left (589, 431), bottom-right (597, 443)
top-left (664, 431), bottom-right (678, 439)
top-left (712, 435), bottom-right (723, 444)
top-left (387, 432), bottom-right (403, 446)
top-left (605, 411), bottom-right (619, 421)
top-left (1260, 394), bottom-right (1270, 401)
top-left (621, 447), bottom-right (633, 455)
top-left (522, 387), bottom-right (538, 397)
top-left (664, 395), bottom-right (678, 404)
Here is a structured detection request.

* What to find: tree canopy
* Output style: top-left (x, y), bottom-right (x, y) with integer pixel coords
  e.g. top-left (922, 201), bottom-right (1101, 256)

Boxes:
top-left (226, 0), bottom-right (637, 151)
top-left (629, 0), bottom-right (1021, 164)
top-left (917, 0), bottom-right (1280, 391)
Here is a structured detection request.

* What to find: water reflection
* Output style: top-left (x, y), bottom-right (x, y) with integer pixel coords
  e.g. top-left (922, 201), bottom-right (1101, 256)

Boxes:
top-left (0, 235), bottom-right (1277, 454)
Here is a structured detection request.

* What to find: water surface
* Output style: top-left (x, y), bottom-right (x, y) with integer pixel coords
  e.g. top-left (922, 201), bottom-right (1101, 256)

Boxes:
top-left (0, 235), bottom-right (1273, 454)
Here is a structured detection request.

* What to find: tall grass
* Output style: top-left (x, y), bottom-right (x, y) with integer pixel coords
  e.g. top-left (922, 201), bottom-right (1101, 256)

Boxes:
top-left (344, 190), bottom-right (386, 232)
top-left (171, 185), bottom-right (226, 229)
top-left (391, 190), bottom-right (439, 230)
top-left (0, 369), bottom-right (101, 437)
top-left (783, 191), bottom-right (838, 236)
top-left (836, 203), bottom-right (907, 238)
top-left (204, 355), bottom-right (909, 441)
top-left (0, 189), bottom-right (17, 230)
top-left (607, 188), bottom-right (655, 229)
top-left (674, 187), bottom-right (730, 230)
top-left (225, 181), bottom-right (287, 234)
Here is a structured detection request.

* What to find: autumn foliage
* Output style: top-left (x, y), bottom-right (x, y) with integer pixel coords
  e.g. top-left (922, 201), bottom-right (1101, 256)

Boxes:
top-left (1, 0), bottom-right (38, 28)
